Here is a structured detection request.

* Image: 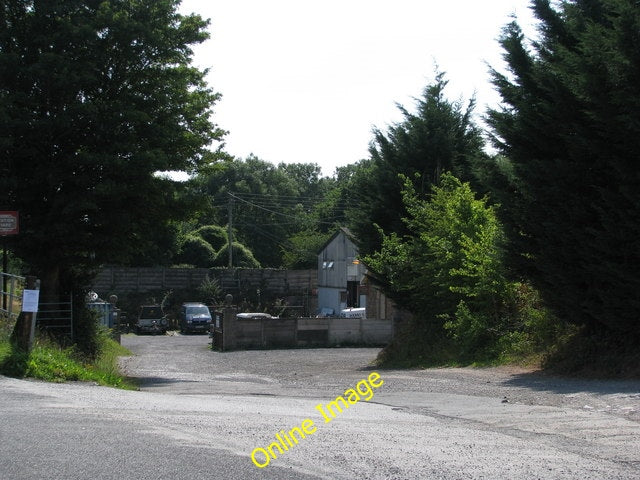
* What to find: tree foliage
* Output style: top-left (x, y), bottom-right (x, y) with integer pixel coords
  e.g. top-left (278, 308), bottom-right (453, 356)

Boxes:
top-left (176, 235), bottom-right (216, 268)
top-left (281, 229), bottom-right (332, 270)
top-left (367, 173), bottom-right (514, 361)
top-left (193, 225), bottom-right (228, 251)
top-left (487, 0), bottom-right (640, 336)
top-left (194, 156), bottom-right (338, 267)
top-left (0, 0), bottom-right (224, 352)
top-left (0, 0), bottom-right (224, 293)
top-left (346, 73), bottom-right (488, 255)
top-left (214, 241), bottom-right (260, 269)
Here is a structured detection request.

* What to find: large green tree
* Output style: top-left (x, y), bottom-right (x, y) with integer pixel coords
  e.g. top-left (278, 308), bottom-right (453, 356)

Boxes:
top-left (487, 0), bottom-right (640, 336)
top-left (0, 0), bottom-right (224, 345)
top-left (195, 156), bottom-right (337, 267)
top-left (367, 173), bottom-right (512, 362)
top-left (346, 73), bottom-right (488, 255)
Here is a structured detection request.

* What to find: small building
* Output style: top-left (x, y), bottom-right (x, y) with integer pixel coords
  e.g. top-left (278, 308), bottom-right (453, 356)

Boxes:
top-left (209, 228), bottom-right (401, 350)
top-left (317, 228), bottom-right (367, 316)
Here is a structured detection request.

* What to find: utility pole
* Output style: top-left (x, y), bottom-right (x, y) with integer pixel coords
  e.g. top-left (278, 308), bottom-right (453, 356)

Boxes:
top-left (228, 194), bottom-right (233, 268)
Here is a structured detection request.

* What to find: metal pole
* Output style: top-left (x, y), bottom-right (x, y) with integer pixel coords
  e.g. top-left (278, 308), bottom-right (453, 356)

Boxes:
top-left (8, 275), bottom-right (15, 319)
top-left (27, 278), bottom-right (40, 352)
top-left (228, 195), bottom-right (233, 268)
top-left (2, 236), bottom-right (7, 310)
top-left (69, 291), bottom-right (73, 342)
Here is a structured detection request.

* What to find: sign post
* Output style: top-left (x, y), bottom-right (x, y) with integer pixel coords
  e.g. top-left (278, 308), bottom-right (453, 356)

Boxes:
top-left (0, 211), bottom-right (19, 236)
top-left (1, 211), bottom-right (19, 310)
top-left (22, 279), bottom-right (40, 352)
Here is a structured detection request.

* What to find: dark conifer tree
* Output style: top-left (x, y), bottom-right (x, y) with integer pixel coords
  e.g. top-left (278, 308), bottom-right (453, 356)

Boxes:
top-left (487, 0), bottom-right (640, 336)
top-left (0, 0), bottom-right (224, 351)
top-left (347, 73), bottom-right (487, 255)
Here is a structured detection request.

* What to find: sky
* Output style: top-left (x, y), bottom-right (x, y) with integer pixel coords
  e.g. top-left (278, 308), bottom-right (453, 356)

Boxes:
top-left (178, 0), bottom-right (539, 177)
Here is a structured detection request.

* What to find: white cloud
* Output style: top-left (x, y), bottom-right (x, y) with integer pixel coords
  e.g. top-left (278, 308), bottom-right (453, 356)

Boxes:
top-left (181, 0), bottom-right (538, 175)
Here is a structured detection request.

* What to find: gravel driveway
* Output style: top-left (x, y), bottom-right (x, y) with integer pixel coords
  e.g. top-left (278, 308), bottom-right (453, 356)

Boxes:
top-left (115, 333), bottom-right (640, 479)
top-left (120, 333), bottom-right (640, 423)
top-left (2, 333), bottom-right (639, 479)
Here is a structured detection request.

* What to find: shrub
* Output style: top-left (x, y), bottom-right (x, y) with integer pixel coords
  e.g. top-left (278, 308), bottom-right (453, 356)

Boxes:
top-left (177, 235), bottom-right (216, 267)
top-left (214, 242), bottom-right (261, 268)
top-left (194, 225), bottom-right (228, 251)
top-left (371, 173), bottom-right (564, 366)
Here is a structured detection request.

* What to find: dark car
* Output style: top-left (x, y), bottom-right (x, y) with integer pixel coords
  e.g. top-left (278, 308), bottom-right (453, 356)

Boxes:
top-left (179, 302), bottom-right (212, 334)
top-left (135, 305), bottom-right (168, 335)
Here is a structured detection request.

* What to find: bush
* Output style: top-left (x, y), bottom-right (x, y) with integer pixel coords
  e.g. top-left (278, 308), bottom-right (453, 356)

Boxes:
top-left (369, 173), bottom-right (511, 364)
top-left (177, 235), bottom-right (216, 267)
top-left (371, 174), bottom-right (566, 367)
top-left (194, 225), bottom-right (228, 251)
top-left (214, 242), bottom-right (260, 268)
top-left (74, 298), bottom-right (101, 359)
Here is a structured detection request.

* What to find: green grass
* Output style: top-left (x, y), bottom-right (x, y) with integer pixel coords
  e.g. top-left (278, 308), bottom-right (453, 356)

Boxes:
top-left (0, 326), bottom-right (137, 389)
top-left (0, 338), bottom-right (11, 365)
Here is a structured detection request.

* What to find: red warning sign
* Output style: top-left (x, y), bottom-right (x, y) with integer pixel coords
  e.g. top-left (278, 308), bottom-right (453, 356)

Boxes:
top-left (0, 211), bottom-right (19, 236)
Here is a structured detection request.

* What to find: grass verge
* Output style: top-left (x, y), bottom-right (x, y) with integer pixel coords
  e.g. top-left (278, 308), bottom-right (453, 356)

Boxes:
top-left (0, 327), bottom-right (137, 389)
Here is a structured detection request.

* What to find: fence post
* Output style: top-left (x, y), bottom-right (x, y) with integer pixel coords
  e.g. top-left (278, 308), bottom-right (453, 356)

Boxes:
top-left (27, 277), bottom-right (40, 351)
top-left (7, 275), bottom-right (16, 318)
top-left (222, 294), bottom-right (237, 351)
top-left (11, 275), bottom-right (38, 352)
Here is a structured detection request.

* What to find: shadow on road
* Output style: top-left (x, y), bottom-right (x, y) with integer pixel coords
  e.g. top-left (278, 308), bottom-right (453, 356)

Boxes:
top-left (504, 371), bottom-right (640, 396)
top-left (128, 376), bottom-right (200, 388)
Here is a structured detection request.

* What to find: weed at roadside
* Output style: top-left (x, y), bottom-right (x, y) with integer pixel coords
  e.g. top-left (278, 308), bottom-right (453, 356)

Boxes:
top-left (0, 328), bottom-right (137, 389)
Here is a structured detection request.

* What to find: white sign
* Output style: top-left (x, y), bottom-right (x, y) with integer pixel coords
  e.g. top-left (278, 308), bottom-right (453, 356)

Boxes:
top-left (22, 289), bottom-right (40, 313)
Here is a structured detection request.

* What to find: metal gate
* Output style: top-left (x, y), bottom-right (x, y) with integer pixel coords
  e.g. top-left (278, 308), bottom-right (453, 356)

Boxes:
top-left (1, 272), bottom-right (25, 322)
top-left (37, 294), bottom-right (73, 342)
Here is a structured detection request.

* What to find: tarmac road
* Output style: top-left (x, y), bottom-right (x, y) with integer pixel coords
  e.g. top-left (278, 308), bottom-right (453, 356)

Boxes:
top-left (1, 333), bottom-right (639, 479)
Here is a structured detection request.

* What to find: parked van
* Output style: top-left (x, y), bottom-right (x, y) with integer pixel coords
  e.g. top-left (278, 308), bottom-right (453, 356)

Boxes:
top-left (180, 302), bottom-right (213, 334)
top-left (136, 305), bottom-right (168, 335)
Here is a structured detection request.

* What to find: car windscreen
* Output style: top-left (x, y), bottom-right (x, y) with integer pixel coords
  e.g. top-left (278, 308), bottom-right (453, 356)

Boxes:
top-left (188, 307), bottom-right (210, 315)
top-left (140, 307), bottom-right (161, 318)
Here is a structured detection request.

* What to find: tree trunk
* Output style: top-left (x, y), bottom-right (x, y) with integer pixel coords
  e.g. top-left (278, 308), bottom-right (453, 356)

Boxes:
top-left (9, 276), bottom-right (38, 352)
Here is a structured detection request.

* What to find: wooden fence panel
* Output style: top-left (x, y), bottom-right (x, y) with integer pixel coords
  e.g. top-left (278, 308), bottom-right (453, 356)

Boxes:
top-left (92, 267), bottom-right (316, 296)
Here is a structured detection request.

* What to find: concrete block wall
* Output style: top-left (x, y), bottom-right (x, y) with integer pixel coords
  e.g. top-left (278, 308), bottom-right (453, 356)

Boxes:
top-left (221, 315), bottom-right (393, 350)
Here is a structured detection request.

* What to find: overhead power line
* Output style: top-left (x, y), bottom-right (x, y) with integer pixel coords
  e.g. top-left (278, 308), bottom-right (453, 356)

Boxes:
top-left (227, 192), bottom-right (341, 226)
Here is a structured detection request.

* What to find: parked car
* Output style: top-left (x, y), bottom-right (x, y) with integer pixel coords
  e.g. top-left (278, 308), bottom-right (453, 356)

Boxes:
top-left (236, 312), bottom-right (278, 320)
top-left (136, 305), bottom-right (168, 335)
top-left (339, 307), bottom-right (366, 318)
top-left (180, 302), bottom-right (213, 334)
